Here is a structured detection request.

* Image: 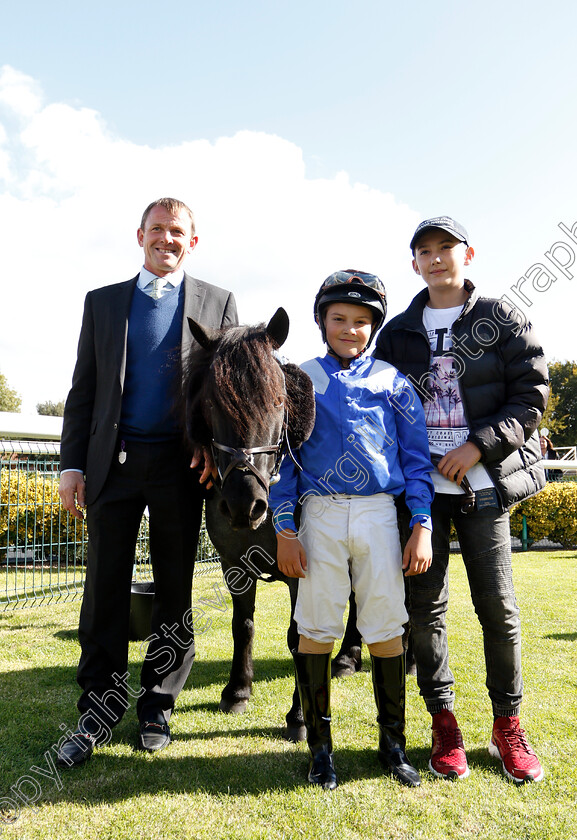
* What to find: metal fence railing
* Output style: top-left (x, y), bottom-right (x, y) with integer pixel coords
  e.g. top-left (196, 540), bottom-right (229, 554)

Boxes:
top-left (0, 440), bottom-right (220, 611)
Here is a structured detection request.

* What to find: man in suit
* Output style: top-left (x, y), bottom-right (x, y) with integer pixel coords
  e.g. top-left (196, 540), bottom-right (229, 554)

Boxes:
top-left (57, 197), bottom-right (238, 767)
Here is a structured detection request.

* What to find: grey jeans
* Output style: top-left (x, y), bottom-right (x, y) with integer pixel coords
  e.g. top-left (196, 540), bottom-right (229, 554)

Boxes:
top-left (406, 493), bottom-right (523, 718)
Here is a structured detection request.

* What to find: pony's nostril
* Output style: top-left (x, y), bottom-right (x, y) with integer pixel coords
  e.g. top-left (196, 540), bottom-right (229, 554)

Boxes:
top-left (250, 499), bottom-right (267, 522)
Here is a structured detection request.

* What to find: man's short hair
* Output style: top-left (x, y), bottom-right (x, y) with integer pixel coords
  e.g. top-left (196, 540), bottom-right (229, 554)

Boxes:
top-left (140, 198), bottom-right (196, 235)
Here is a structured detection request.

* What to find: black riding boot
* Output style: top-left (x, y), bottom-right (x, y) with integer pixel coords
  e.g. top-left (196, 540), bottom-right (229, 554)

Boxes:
top-left (293, 651), bottom-right (338, 790)
top-left (371, 653), bottom-right (421, 787)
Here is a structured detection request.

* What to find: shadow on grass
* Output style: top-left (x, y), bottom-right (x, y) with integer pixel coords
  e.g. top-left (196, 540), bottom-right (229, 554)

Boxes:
top-left (0, 656), bottom-right (512, 814)
top-left (53, 628), bottom-right (79, 641)
top-left (13, 745), bottom-right (437, 807)
top-left (0, 655), bottom-right (297, 775)
top-left (544, 632), bottom-right (577, 641)
top-left (458, 746), bottom-right (497, 774)
top-left (0, 618), bottom-right (77, 633)
top-left (2, 738), bottom-right (512, 814)
top-left (0, 662), bottom-right (433, 808)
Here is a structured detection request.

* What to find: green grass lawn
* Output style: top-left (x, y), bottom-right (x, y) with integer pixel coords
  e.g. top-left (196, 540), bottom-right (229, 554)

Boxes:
top-left (0, 550), bottom-right (575, 840)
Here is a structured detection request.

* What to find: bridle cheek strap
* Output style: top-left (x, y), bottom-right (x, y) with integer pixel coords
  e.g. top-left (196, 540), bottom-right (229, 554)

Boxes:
top-left (211, 440), bottom-right (284, 492)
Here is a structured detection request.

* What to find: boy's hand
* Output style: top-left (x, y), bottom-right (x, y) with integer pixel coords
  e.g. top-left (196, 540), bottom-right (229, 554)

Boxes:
top-left (437, 441), bottom-right (481, 485)
top-left (403, 523), bottom-right (432, 576)
top-left (276, 529), bottom-right (307, 578)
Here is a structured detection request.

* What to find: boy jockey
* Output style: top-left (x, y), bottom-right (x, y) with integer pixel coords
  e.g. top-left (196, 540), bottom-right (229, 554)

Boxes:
top-left (270, 270), bottom-right (434, 789)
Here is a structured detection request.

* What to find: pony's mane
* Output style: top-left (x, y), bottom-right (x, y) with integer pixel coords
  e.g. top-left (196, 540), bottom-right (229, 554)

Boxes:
top-left (182, 322), bottom-right (316, 452)
top-left (183, 324), bottom-right (285, 447)
top-left (210, 325), bottom-right (286, 435)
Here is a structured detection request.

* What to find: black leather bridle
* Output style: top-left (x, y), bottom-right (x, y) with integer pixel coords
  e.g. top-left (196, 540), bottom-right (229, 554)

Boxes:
top-left (211, 409), bottom-right (303, 493)
top-left (211, 435), bottom-right (285, 492)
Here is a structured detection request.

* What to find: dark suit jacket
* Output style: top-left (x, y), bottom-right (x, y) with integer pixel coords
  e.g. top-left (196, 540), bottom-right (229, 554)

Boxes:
top-left (60, 272), bottom-right (238, 505)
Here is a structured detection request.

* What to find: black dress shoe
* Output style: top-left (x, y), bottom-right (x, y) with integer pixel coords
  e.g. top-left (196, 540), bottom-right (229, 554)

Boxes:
top-left (137, 720), bottom-right (171, 752)
top-left (56, 729), bottom-right (96, 768)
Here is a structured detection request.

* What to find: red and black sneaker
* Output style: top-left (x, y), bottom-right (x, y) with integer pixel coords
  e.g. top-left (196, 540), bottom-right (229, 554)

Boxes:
top-left (429, 709), bottom-right (470, 780)
top-left (489, 716), bottom-right (544, 783)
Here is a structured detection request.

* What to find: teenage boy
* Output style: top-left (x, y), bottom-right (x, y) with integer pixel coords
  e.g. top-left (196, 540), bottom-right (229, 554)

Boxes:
top-left (374, 217), bottom-right (548, 783)
top-left (270, 270), bottom-right (434, 790)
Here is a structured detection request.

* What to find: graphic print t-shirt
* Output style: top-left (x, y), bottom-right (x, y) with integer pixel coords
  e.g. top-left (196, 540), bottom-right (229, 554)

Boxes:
top-left (422, 305), bottom-right (493, 495)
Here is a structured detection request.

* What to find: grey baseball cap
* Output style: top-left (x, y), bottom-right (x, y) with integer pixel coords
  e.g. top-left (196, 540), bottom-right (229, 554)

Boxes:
top-left (410, 216), bottom-right (469, 252)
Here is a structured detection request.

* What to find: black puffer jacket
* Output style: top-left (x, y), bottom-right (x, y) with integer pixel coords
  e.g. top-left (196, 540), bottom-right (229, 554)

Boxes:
top-left (374, 282), bottom-right (549, 510)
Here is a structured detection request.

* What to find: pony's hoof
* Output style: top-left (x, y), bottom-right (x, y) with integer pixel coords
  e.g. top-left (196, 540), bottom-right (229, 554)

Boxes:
top-left (331, 648), bottom-right (362, 678)
top-left (219, 697), bottom-right (249, 714)
top-left (284, 723), bottom-right (307, 743)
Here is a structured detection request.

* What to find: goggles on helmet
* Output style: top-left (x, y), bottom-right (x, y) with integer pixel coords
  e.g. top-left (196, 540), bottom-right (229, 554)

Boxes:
top-left (318, 269), bottom-right (386, 299)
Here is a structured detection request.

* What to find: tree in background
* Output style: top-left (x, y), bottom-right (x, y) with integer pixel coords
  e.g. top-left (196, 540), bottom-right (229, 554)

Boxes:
top-left (37, 400), bottom-right (65, 417)
top-left (0, 372), bottom-right (22, 412)
top-left (541, 361), bottom-right (577, 447)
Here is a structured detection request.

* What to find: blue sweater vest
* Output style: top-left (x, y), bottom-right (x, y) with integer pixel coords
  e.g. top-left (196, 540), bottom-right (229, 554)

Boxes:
top-left (120, 284), bottom-right (184, 440)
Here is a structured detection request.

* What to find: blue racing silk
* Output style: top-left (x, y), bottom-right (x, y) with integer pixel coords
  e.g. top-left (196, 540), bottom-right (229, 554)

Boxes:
top-left (270, 353), bottom-right (434, 532)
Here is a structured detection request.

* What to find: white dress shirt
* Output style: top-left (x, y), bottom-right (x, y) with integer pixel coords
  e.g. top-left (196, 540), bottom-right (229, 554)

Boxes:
top-left (138, 266), bottom-right (185, 297)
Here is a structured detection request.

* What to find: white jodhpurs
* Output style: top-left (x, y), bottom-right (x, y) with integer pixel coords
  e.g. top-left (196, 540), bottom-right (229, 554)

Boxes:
top-left (295, 493), bottom-right (408, 645)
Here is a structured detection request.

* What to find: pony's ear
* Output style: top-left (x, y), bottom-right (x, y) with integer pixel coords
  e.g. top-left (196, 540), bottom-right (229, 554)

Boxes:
top-left (266, 307), bottom-right (290, 349)
top-left (187, 317), bottom-right (220, 349)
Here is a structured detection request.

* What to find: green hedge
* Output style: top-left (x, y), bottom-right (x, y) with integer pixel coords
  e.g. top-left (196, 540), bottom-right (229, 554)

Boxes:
top-left (1, 467), bottom-right (217, 567)
top-left (3, 469), bottom-right (576, 559)
top-left (510, 480), bottom-right (577, 548)
top-left (0, 468), bottom-right (85, 559)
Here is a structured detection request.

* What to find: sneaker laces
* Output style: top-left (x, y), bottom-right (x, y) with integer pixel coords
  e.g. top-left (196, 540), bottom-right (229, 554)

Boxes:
top-left (434, 722), bottom-right (464, 756)
top-left (496, 721), bottom-right (535, 756)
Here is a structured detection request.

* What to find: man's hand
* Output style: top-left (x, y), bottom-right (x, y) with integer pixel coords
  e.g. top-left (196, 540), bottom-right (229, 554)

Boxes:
top-left (190, 446), bottom-right (217, 488)
top-left (276, 529), bottom-right (307, 578)
top-left (402, 523), bottom-right (432, 576)
top-left (59, 472), bottom-right (86, 520)
top-left (437, 441), bottom-right (481, 485)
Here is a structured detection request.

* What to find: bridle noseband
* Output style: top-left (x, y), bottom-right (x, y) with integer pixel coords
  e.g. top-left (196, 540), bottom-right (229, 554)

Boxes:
top-left (211, 435), bottom-right (286, 492)
top-left (211, 408), bottom-right (303, 494)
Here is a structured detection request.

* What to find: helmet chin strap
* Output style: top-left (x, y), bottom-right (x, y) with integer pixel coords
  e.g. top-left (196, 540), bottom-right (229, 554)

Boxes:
top-left (326, 342), bottom-right (367, 366)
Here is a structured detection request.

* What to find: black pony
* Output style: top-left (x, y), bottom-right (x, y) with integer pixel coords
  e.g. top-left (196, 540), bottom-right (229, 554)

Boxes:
top-left (182, 308), bottom-right (361, 740)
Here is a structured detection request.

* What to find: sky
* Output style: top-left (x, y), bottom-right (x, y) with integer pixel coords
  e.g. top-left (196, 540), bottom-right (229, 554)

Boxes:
top-left (1, 0), bottom-right (576, 413)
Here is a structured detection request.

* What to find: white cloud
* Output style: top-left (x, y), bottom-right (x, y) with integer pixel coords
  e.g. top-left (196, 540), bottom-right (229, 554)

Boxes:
top-left (0, 66), bottom-right (42, 118)
top-left (2, 65), bottom-right (572, 421)
top-left (1, 69), bottom-right (423, 412)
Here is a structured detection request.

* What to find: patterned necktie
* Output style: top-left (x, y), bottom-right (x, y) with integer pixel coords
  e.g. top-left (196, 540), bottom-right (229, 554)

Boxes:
top-left (148, 278), bottom-right (162, 299)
